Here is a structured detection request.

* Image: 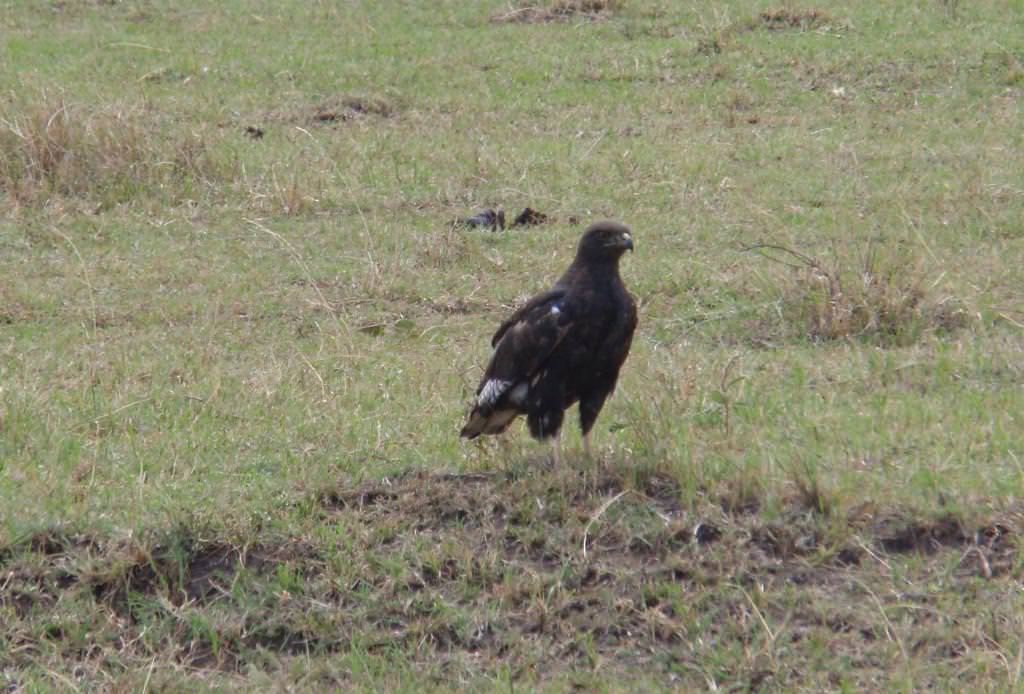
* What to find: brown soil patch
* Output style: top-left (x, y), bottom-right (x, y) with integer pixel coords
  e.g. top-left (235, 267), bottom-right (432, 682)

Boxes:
top-left (492, 0), bottom-right (622, 24)
top-left (268, 95), bottom-right (394, 127)
top-left (312, 96), bottom-right (393, 122)
top-left (2, 470), bottom-right (1021, 685)
top-left (85, 539), bottom-right (288, 613)
top-left (757, 8), bottom-right (831, 31)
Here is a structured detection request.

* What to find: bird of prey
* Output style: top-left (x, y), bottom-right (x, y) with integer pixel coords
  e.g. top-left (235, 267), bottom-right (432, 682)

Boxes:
top-left (460, 221), bottom-right (637, 463)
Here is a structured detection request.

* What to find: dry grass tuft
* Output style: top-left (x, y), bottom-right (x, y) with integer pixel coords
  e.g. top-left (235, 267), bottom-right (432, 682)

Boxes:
top-left (745, 241), bottom-right (971, 345)
top-left (0, 96), bottom-right (232, 209)
top-left (696, 7), bottom-right (831, 54)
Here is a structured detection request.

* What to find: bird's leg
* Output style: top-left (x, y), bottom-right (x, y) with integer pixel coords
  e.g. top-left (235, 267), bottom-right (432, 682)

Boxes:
top-left (550, 433), bottom-right (562, 467)
top-left (579, 395), bottom-right (606, 462)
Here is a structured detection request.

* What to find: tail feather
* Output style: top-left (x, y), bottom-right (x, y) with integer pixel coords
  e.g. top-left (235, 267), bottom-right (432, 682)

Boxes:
top-left (460, 410), bottom-right (487, 439)
top-left (460, 407), bottom-right (518, 439)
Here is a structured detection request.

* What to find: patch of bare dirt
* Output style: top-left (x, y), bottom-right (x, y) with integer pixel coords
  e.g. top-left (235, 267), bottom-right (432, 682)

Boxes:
top-left (78, 533), bottom-right (314, 619)
top-left (492, 0), bottom-right (622, 24)
top-left (268, 96), bottom-right (394, 127)
top-left (319, 468), bottom-right (1018, 578)
top-left (756, 8), bottom-right (831, 31)
top-left (871, 513), bottom-right (968, 554)
top-left (2, 471), bottom-right (1020, 685)
top-left (312, 96), bottom-right (393, 122)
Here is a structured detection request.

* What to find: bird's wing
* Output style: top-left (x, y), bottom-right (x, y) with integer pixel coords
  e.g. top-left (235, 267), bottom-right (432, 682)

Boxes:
top-left (491, 289), bottom-right (566, 348)
top-left (474, 291), bottom-right (573, 411)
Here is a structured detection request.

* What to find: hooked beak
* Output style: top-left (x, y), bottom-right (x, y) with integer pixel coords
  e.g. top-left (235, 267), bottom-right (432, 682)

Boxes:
top-left (622, 232), bottom-right (634, 251)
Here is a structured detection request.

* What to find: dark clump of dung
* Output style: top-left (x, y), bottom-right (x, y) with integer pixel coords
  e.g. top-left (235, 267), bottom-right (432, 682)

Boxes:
top-left (452, 206), bottom-right (557, 231)
top-left (453, 208), bottom-right (506, 231)
top-left (511, 207), bottom-right (550, 227)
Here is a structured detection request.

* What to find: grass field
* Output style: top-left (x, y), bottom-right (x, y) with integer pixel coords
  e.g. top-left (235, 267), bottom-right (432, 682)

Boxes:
top-left (2, 0), bottom-right (1023, 689)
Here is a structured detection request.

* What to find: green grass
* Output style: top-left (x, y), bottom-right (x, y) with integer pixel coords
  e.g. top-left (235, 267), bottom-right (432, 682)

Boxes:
top-left (1, 0), bottom-right (1023, 689)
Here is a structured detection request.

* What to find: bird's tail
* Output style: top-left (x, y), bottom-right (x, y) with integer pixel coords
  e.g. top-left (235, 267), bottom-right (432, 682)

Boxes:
top-left (460, 413), bottom-right (485, 439)
top-left (460, 407), bottom-right (517, 439)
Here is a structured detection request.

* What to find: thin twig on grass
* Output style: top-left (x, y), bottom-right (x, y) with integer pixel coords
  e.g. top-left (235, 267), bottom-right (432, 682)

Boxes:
top-left (732, 583), bottom-right (777, 644)
top-left (850, 576), bottom-right (909, 664)
top-left (582, 490), bottom-right (627, 558)
top-left (245, 218), bottom-right (355, 352)
top-left (581, 489), bottom-right (671, 557)
top-left (739, 242), bottom-right (822, 270)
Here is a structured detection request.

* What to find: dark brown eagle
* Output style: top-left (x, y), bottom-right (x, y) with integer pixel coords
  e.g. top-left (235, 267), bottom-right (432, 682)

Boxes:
top-left (460, 221), bottom-right (638, 462)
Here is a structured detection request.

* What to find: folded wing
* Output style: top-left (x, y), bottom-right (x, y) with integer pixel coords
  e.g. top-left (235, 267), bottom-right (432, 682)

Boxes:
top-left (460, 291), bottom-right (573, 438)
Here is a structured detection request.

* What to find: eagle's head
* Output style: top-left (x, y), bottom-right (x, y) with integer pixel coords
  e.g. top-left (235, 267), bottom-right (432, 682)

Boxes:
top-left (576, 221), bottom-right (634, 263)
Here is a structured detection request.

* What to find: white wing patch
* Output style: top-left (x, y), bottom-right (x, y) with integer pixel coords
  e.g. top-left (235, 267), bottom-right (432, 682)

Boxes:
top-left (550, 305), bottom-right (560, 315)
top-left (508, 382), bottom-right (529, 406)
top-left (478, 379), bottom-right (511, 407)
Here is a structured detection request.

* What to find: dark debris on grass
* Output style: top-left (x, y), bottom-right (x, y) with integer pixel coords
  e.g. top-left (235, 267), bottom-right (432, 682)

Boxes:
top-left (511, 207), bottom-right (550, 228)
top-left (454, 208), bottom-right (506, 231)
top-left (452, 207), bottom-right (557, 231)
